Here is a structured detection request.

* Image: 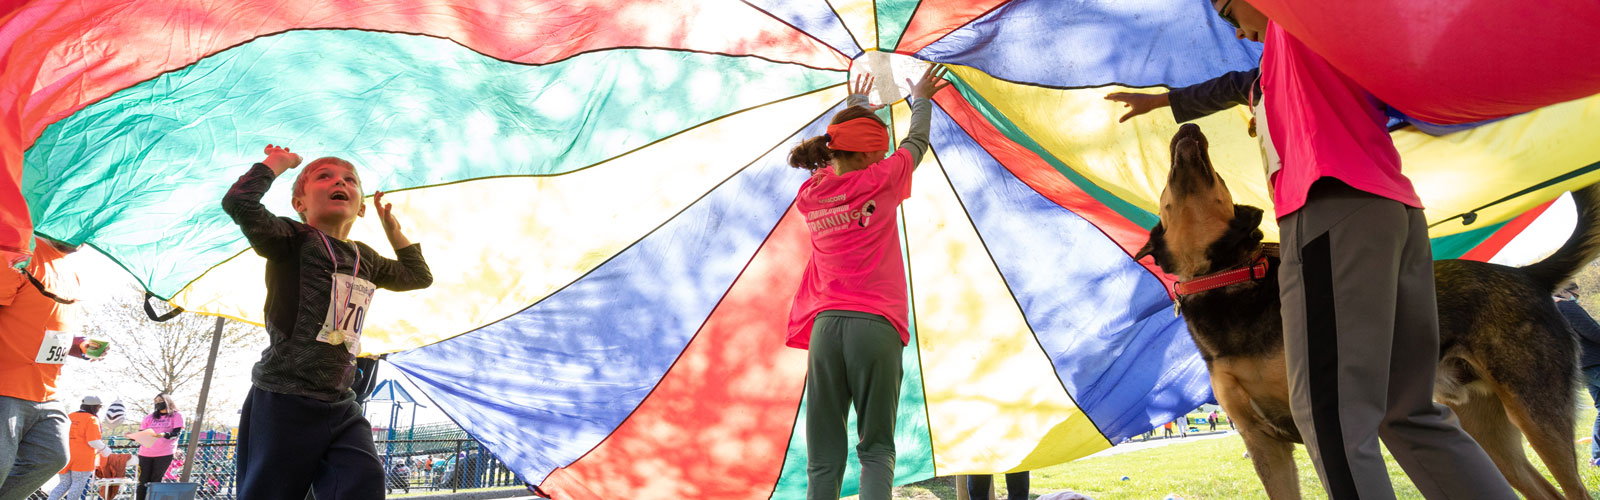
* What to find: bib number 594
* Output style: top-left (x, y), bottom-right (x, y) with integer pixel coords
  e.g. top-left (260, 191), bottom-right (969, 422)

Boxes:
top-left (43, 345), bottom-right (67, 363)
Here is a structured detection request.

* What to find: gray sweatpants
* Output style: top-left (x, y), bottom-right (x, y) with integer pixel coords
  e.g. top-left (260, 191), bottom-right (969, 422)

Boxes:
top-left (46, 471), bottom-right (93, 500)
top-left (0, 396), bottom-right (69, 500)
top-left (805, 310), bottom-right (903, 500)
top-left (1278, 180), bottom-right (1514, 500)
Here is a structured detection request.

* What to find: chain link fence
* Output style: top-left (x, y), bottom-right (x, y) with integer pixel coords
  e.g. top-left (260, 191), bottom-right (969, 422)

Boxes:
top-left (374, 439), bottom-right (521, 495)
top-left (40, 438), bottom-right (520, 499)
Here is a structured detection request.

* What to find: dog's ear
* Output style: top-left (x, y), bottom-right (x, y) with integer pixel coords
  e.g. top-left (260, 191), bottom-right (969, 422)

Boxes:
top-left (1232, 204), bottom-right (1267, 243)
top-left (1233, 204), bottom-right (1264, 229)
top-left (1133, 222), bottom-right (1166, 262)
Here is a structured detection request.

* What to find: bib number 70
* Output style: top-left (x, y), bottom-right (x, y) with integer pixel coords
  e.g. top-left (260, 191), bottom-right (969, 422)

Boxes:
top-left (340, 301), bottom-right (366, 336)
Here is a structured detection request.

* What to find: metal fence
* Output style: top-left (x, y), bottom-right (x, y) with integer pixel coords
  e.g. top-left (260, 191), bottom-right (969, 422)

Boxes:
top-left (373, 439), bottom-right (521, 495)
top-left (48, 439), bottom-right (520, 500)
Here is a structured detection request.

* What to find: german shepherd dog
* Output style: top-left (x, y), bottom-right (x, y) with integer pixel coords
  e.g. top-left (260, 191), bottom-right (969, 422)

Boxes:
top-left (1134, 123), bottom-right (1599, 500)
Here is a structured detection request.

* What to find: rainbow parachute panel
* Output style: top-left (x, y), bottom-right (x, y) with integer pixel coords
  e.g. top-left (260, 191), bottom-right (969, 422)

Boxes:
top-left (5, 1), bottom-right (1599, 498)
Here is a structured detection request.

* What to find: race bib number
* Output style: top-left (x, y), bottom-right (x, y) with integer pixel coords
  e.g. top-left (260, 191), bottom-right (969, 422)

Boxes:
top-left (34, 330), bottom-right (72, 364)
top-left (317, 273), bottom-right (375, 355)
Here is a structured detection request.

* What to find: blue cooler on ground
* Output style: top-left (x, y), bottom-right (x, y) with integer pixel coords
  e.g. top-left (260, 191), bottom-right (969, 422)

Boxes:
top-left (146, 483), bottom-right (198, 500)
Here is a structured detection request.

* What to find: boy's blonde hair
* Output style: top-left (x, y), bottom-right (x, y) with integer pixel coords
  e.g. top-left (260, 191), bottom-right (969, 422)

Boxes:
top-left (292, 157), bottom-right (360, 220)
top-left (293, 157), bottom-right (359, 198)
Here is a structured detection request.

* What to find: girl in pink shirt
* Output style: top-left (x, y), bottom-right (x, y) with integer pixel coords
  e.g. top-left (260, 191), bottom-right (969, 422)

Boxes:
top-left (786, 66), bottom-right (947, 500)
top-left (1212, 2), bottom-right (1515, 499)
top-left (136, 392), bottom-right (183, 500)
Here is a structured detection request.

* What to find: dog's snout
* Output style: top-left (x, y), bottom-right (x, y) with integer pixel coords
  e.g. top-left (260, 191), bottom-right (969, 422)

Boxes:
top-left (1166, 124), bottom-right (1216, 195)
top-left (1175, 136), bottom-right (1199, 153)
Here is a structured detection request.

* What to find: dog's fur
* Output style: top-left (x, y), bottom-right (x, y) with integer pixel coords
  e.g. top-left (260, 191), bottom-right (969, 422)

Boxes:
top-left (1135, 123), bottom-right (1600, 500)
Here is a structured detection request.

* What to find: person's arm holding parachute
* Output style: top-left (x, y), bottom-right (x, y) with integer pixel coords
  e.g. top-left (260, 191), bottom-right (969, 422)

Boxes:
top-left (362, 190), bottom-right (433, 293)
top-left (1105, 68), bottom-right (1258, 123)
top-left (899, 64), bottom-right (950, 169)
top-left (221, 145), bottom-right (302, 260)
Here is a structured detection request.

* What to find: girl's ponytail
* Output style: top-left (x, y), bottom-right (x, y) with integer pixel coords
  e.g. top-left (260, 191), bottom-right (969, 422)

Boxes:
top-left (788, 105), bottom-right (888, 172)
top-left (788, 134), bottom-right (834, 171)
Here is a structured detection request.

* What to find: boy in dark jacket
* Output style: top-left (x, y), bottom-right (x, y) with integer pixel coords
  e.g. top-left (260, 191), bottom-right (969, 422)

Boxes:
top-left (222, 145), bottom-right (433, 500)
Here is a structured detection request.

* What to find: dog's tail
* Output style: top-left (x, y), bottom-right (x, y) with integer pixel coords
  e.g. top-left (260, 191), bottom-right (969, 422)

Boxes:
top-left (1522, 181), bottom-right (1600, 291)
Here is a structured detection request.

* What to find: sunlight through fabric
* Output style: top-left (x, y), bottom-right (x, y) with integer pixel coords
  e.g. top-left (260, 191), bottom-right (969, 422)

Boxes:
top-left (7, 0), bottom-right (1597, 497)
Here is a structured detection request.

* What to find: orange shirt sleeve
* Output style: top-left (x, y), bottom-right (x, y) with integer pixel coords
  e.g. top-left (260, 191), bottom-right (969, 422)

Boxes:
top-left (86, 416), bottom-right (102, 442)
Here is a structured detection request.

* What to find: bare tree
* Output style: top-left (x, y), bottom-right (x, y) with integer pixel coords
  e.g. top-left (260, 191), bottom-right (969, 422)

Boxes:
top-left (76, 285), bottom-right (264, 417)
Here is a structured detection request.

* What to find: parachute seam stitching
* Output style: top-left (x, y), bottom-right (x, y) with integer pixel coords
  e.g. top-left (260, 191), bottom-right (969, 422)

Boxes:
top-left (954, 73), bottom-right (1187, 93)
top-left (901, 203), bottom-right (941, 481)
top-left (928, 100), bottom-right (1114, 446)
top-left (134, 84), bottom-right (845, 306)
top-left (905, 0), bottom-right (1016, 55)
top-left (381, 365), bottom-right (542, 488)
top-left (541, 198), bottom-right (806, 483)
top-left (55, 239), bottom-right (245, 303)
top-left (765, 377), bottom-right (807, 500)
top-left (823, 0), bottom-right (871, 57)
top-left (360, 83), bottom-right (848, 196)
top-left (888, 0), bottom-right (927, 53)
top-left (1429, 161), bottom-right (1600, 228)
top-left (932, 81), bottom-right (1170, 290)
top-left (762, 204), bottom-right (811, 500)
top-left (20, 30), bottom-right (849, 157)
top-left (380, 100), bottom-right (847, 355)
top-left (739, 0), bottom-right (863, 59)
top-left (386, 98), bottom-right (844, 485)
top-left (871, 0), bottom-right (882, 51)
top-left (941, 73), bottom-right (1158, 227)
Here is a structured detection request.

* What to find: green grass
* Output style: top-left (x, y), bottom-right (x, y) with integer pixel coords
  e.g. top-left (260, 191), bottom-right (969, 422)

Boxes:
top-left (384, 486), bottom-right (524, 498)
top-left (890, 407), bottom-right (1600, 499)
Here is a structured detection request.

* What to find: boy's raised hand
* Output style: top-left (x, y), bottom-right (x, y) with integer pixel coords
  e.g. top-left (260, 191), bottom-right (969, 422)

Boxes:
top-left (907, 64), bottom-right (951, 102)
top-left (373, 190), bottom-right (412, 249)
top-left (262, 144), bottom-right (302, 176)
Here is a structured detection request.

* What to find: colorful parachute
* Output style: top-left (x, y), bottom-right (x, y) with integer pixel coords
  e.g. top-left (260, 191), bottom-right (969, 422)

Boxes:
top-left (1243, 1), bottom-right (1600, 125)
top-left (5, 1), bottom-right (1599, 498)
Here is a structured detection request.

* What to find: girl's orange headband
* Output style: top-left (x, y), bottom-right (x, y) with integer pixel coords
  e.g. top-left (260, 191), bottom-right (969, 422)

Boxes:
top-left (824, 117), bottom-right (890, 153)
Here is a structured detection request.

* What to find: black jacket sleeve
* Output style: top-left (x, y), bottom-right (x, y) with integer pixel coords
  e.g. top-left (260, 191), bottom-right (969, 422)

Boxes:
top-left (1169, 68), bottom-right (1260, 123)
top-left (1559, 300), bottom-right (1600, 345)
top-left (360, 242), bottom-right (434, 292)
top-left (221, 163), bottom-right (297, 260)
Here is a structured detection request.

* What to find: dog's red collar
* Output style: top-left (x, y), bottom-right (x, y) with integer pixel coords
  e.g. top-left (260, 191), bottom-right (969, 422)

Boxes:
top-left (1174, 256), bottom-right (1271, 296)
